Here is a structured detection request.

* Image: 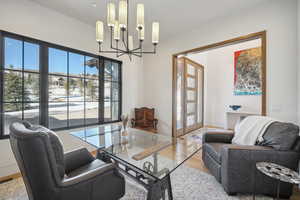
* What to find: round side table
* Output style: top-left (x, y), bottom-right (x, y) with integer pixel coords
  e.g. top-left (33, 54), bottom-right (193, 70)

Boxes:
top-left (254, 162), bottom-right (300, 200)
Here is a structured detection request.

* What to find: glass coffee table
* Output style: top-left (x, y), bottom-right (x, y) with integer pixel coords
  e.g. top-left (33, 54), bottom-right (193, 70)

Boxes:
top-left (71, 124), bottom-right (202, 200)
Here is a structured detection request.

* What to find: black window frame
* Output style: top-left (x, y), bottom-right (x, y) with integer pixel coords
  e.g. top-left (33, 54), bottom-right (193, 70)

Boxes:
top-left (0, 30), bottom-right (122, 139)
top-left (103, 59), bottom-right (122, 122)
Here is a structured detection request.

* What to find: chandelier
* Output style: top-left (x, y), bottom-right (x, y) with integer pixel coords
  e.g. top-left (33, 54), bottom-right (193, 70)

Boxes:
top-left (95, 0), bottom-right (159, 60)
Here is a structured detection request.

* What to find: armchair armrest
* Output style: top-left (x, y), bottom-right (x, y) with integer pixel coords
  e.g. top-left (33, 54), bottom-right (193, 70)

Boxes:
top-left (61, 163), bottom-right (116, 187)
top-left (64, 148), bottom-right (95, 174)
top-left (202, 132), bottom-right (234, 144)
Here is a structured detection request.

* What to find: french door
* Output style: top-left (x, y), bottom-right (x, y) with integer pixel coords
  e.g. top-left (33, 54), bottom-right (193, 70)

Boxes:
top-left (175, 57), bottom-right (204, 137)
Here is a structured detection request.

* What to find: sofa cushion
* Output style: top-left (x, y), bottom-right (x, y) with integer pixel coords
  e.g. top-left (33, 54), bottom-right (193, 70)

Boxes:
top-left (203, 143), bottom-right (225, 164)
top-left (258, 122), bottom-right (299, 151)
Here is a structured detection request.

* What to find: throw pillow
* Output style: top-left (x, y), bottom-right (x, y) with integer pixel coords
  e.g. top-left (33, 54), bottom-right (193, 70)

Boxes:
top-left (257, 122), bottom-right (299, 151)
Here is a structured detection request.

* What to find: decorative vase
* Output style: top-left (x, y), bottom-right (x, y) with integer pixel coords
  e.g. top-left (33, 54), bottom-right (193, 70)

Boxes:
top-left (229, 105), bottom-right (242, 111)
top-left (121, 114), bottom-right (129, 130)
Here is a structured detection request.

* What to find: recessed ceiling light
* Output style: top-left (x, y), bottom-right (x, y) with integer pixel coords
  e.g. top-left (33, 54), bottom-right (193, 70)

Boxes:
top-left (91, 2), bottom-right (97, 7)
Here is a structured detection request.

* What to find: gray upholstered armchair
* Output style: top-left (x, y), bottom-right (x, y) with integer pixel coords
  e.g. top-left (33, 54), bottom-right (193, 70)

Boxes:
top-left (9, 121), bottom-right (125, 200)
top-left (202, 131), bottom-right (300, 198)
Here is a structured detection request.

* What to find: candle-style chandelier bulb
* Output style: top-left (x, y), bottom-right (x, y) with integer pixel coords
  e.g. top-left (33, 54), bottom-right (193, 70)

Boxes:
top-left (96, 21), bottom-right (104, 43)
top-left (119, 0), bottom-right (127, 30)
top-left (136, 4), bottom-right (144, 30)
top-left (107, 3), bottom-right (115, 27)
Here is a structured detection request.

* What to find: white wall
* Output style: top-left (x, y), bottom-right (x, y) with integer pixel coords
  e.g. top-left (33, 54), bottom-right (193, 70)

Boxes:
top-left (0, 0), bottom-right (144, 177)
top-left (187, 39), bottom-right (261, 128)
top-left (143, 0), bottom-right (298, 134)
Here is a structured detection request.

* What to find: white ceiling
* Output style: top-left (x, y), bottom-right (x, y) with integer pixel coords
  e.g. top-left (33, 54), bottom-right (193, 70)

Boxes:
top-left (30, 0), bottom-right (266, 44)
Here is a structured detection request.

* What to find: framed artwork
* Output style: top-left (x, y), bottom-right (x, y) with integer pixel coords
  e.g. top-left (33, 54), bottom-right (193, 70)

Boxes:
top-left (234, 47), bottom-right (262, 95)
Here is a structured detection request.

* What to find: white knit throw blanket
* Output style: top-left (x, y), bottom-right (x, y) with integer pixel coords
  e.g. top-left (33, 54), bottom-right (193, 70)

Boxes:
top-left (232, 116), bottom-right (275, 145)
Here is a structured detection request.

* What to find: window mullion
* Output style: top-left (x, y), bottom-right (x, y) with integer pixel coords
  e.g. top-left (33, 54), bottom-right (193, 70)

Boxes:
top-left (99, 58), bottom-right (104, 123)
top-left (40, 46), bottom-right (49, 127)
top-left (67, 52), bottom-right (70, 128)
top-left (84, 56), bottom-right (86, 126)
top-left (119, 62), bottom-right (122, 121)
top-left (0, 32), bottom-right (4, 138)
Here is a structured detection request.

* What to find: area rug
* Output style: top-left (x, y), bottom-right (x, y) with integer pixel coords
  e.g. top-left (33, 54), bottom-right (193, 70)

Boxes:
top-left (0, 164), bottom-right (271, 200)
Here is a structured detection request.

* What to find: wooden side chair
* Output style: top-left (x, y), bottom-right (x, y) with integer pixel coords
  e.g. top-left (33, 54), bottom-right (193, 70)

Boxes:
top-left (131, 107), bottom-right (158, 133)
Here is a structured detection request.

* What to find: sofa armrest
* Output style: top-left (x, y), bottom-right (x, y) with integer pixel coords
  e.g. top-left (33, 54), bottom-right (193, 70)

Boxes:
top-left (220, 144), bottom-right (300, 194)
top-left (202, 132), bottom-right (234, 144)
top-left (61, 163), bottom-right (116, 187)
top-left (64, 148), bottom-right (95, 174)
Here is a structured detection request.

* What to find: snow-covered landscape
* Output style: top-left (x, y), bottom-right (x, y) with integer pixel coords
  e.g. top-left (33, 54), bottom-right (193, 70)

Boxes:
top-left (4, 70), bottom-right (118, 134)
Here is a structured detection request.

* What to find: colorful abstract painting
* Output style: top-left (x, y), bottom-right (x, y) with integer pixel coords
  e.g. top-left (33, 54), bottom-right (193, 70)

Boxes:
top-left (234, 47), bottom-right (262, 95)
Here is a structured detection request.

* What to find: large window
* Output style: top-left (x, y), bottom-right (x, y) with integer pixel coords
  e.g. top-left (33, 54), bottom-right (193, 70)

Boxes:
top-left (48, 48), bottom-right (101, 129)
top-left (2, 37), bottom-right (40, 135)
top-left (0, 31), bottom-right (122, 138)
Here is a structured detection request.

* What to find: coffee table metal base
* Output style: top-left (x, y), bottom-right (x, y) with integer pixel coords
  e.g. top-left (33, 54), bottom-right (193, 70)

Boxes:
top-left (97, 151), bottom-right (173, 200)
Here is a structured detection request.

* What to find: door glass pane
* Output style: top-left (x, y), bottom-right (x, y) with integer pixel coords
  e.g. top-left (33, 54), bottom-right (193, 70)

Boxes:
top-left (4, 103), bottom-right (22, 135)
top-left (187, 90), bottom-right (196, 101)
top-left (69, 53), bottom-right (84, 76)
top-left (187, 64), bottom-right (195, 76)
top-left (49, 102), bottom-right (68, 129)
top-left (69, 102), bottom-right (84, 126)
top-left (4, 38), bottom-right (22, 70)
top-left (104, 81), bottom-right (111, 102)
top-left (49, 48), bottom-right (67, 75)
top-left (85, 79), bottom-right (99, 101)
top-left (187, 103), bottom-right (196, 114)
top-left (111, 62), bottom-right (119, 81)
top-left (24, 73), bottom-right (39, 102)
top-left (69, 77), bottom-right (84, 101)
top-left (86, 102), bottom-right (98, 124)
top-left (104, 61), bottom-right (112, 81)
top-left (176, 59), bottom-right (184, 130)
top-left (85, 57), bottom-right (98, 78)
top-left (186, 115), bottom-right (195, 127)
top-left (24, 42), bottom-right (39, 72)
top-left (49, 76), bottom-right (67, 101)
top-left (112, 82), bottom-right (119, 101)
top-left (4, 70), bottom-right (23, 102)
top-left (24, 103), bottom-right (39, 125)
top-left (112, 102), bottom-right (119, 120)
top-left (187, 77), bottom-right (195, 88)
top-left (104, 101), bottom-right (111, 121)
top-left (198, 69), bottom-right (203, 124)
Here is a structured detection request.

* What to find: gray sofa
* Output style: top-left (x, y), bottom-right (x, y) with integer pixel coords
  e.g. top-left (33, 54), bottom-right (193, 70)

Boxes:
top-left (202, 126), bottom-right (300, 198)
top-left (9, 121), bottom-right (125, 200)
